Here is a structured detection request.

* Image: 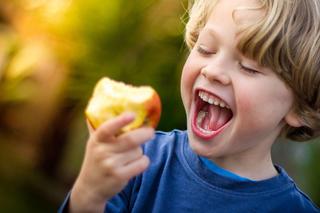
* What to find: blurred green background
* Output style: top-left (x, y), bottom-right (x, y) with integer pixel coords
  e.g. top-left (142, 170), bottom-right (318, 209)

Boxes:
top-left (0, 0), bottom-right (318, 212)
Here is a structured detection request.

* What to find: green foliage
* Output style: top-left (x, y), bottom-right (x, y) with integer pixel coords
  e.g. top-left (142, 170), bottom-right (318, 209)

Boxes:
top-left (302, 141), bottom-right (320, 203)
top-left (65, 0), bottom-right (188, 130)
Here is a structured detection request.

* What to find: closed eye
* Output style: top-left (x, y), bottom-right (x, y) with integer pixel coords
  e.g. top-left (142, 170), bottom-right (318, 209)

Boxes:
top-left (196, 45), bottom-right (215, 56)
top-left (239, 63), bottom-right (260, 75)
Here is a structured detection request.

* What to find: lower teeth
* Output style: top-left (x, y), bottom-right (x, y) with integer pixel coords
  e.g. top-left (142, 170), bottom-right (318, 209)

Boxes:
top-left (199, 128), bottom-right (212, 134)
top-left (197, 110), bottom-right (206, 125)
top-left (196, 110), bottom-right (212, 134)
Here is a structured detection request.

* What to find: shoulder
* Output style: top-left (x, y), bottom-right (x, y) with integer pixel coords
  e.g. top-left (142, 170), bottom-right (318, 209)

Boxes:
top-left (150, 129), bottom-right (187, 144)
top-left (143, 129), bottom-right (187, 158)
top-left (289, 184), bottom-right (319, 212)
top-left (141, 129), bottom-right (191, 174)
top-left (276, 166), bottom-right (319, 212)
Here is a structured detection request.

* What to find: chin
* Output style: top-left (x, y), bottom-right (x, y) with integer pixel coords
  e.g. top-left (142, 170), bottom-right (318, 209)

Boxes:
top-left (186, 124), bottom-right (217, 157)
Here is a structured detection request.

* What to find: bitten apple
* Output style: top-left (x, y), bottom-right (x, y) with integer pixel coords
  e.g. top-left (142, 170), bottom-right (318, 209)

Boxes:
top-left (85, 77), bottom-right (161, 132)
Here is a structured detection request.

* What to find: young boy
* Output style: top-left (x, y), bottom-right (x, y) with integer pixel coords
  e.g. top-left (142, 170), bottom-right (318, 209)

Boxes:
top-left (59, 0), bottom-right (320, 212)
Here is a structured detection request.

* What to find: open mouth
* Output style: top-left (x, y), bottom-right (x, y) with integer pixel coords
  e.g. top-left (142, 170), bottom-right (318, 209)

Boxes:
top-left (192, 89), bottom-right (233, 140)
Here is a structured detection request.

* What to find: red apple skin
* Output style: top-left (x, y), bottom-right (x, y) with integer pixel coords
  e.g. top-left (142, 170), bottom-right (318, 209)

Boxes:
top-left (85, 77), bottom-right (161, 132)
top-left (144, 91), bottom-right (161, 128)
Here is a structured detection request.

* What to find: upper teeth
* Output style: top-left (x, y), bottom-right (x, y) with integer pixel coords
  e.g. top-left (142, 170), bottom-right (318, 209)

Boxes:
top-left (198, 91), bottom-right (230, 109)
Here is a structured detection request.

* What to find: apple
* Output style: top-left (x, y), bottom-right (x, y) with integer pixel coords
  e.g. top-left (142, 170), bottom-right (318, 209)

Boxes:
top-left (85, 77), bottom-right (161, 132)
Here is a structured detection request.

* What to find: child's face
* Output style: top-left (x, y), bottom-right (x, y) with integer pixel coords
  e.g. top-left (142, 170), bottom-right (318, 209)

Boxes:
top-left (181, 0), bottom-right (296, 161)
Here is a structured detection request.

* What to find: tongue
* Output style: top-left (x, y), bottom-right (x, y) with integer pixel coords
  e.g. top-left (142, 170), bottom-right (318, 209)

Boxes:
top-left (202, 105), bottom-right (231, 131)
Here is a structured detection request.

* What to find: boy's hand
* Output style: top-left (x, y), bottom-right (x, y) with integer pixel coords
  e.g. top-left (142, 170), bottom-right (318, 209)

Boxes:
top-left (69, 113), bottom-right (154, 213)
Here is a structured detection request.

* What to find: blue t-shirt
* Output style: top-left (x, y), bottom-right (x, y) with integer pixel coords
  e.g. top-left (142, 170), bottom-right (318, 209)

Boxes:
top-left (59, 130), bottom-right (319, 213)
top-left (199, 156), bottom-right (256, 182)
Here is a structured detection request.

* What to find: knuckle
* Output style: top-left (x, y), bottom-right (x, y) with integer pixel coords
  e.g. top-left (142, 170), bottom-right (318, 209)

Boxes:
top-left (103, 158), bottom-right (117, 172)
top-left (92, 145), bottom-right (110, 161)
top-left (142, 156), bottom-right (150, 166)
top-left (112, 168), bottom-right (132, 182)
top-left (142, 128), bottom-right (154, 139)
top-left (125, 135), bottom-right (139, 148)
top-left (134, 147), bottom-right (143, 157)
top-left (112, 169), bottom-right (128, 182)
top-left (137, 156), bottom-right (149, 171)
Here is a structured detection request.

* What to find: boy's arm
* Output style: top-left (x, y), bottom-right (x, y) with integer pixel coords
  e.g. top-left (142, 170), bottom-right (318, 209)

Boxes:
top-left (60, 113), bottom-right (153, 213)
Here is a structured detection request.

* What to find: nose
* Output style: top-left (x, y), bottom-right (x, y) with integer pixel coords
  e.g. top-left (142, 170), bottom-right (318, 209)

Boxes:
top-left (200, 66), bottom-right (231, 85)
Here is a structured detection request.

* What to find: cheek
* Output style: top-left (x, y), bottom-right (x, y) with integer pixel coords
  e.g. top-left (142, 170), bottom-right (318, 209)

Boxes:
top-left (180, 55), bottom-right (200, 107)
top-left (235, 91), bottom-right (253, 114)
top-left (181, 54), bottom-right (199, 87)
top-left (236, 81), bottom-right (293, 130)
top-left (235, 91), bottom-right (266, 131)
top-left (234, 83), bottom-right (259, 117)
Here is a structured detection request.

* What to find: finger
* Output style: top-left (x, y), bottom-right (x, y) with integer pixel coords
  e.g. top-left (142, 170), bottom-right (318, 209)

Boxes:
top-left (95, 112), bottom-right (135, 142)
top-left (113, 155), bottom-right (150, 181)
top-left (113, 127), bottom-right (155, 152)
top-left (121, 147), bottom-right (144, 165)
top-left (102, 147), bottom-right (143, 170)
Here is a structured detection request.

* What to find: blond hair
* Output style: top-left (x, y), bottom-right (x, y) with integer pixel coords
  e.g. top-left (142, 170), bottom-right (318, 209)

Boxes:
top-left (185, 0), bottom-right (320, 141)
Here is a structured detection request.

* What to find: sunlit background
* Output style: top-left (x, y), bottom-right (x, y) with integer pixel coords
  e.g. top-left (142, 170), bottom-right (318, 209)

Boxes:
top-left (0, 0), bottom-right (319, 211)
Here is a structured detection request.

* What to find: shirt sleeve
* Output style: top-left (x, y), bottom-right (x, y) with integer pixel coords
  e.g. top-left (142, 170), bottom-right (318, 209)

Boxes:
top-left (58, 191), bottom-right (71, 213)
top-left (57, 178), bottom-right (138, 213)
top-left (105, 177), bottom-right (138, 213)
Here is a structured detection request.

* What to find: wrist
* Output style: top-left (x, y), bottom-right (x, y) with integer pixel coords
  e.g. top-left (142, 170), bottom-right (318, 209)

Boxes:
top-left (69, 182), bottom-right (107, 213)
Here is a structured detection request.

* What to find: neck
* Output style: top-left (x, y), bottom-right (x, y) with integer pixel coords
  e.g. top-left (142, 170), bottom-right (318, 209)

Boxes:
top-left (210, 151), bottom-right (278, 181)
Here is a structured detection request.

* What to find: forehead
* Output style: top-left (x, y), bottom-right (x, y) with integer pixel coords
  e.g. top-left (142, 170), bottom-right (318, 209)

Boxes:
top-left (202, 0), bottom-right (265, 40)
top-left (208, 0), bottom-right (264, 27)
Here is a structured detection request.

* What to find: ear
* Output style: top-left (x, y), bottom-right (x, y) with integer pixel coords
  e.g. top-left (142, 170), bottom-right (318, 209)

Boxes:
top-left (284, 110), bottom-right (303, 128)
